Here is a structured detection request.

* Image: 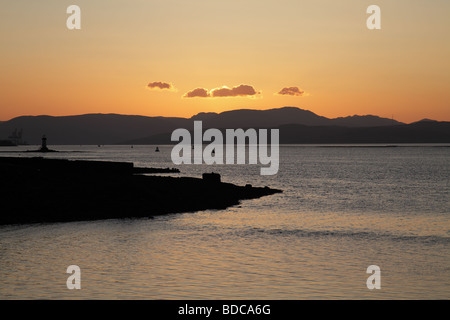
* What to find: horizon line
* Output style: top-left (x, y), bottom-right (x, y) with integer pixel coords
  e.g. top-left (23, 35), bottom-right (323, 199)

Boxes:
top-left (0, 106), bottom-right (447, 124)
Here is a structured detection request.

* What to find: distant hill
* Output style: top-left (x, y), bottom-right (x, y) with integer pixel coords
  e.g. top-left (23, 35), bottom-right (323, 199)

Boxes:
top-left (125, 121), bottom-right (450, 145)
top-left (191, 107), bottom-right (331, 128)
top-left (331, 115), bottom-right (400, 127)
top-left (190, 107), bottom-right (403, 128)
top-left (0, 114), bottom-right (189, 145)
top-left (277, 121), bottom-right (450, 144)
top-left (1, 107), bottom-right (448, 145)
top-left (411, 118), bottom-right (439, 124)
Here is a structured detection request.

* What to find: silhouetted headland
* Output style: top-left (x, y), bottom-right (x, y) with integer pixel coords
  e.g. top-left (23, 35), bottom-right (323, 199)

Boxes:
top-left (0, 157), bottom-right (281, 225)
top-left (0, 140), bottom-right (16, 146)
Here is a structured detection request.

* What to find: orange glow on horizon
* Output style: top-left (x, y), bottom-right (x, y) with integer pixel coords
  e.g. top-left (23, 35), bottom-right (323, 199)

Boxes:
top-left (1, 1), bottom-right (449, 124)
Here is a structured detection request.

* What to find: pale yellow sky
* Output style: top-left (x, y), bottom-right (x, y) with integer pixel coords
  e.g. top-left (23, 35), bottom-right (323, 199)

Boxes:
top-left (0, 0), bottom-right (449, 123)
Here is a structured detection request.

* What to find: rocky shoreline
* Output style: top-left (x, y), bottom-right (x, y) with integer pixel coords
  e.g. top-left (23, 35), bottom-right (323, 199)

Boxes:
top-left (0, 157), bottom-right (282, 225)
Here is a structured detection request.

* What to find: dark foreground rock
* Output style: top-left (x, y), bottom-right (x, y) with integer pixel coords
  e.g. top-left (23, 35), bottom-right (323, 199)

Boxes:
top-left (0, 157), bottom-right (281, 225)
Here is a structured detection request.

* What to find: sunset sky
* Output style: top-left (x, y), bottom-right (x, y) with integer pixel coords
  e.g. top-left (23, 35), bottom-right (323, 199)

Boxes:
top-left (1, 0), bottom-right (449, 123)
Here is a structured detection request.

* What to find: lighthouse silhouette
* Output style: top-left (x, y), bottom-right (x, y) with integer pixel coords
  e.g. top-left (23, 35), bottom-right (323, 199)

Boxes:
top-left (39, 135), bottom-right (49, 152)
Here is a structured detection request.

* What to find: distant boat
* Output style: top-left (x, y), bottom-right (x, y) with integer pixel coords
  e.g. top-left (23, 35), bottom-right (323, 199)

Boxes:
top-left (155, 147), bottom-right (160, 152)
top-left (131, 145), bottom-right (134, 148)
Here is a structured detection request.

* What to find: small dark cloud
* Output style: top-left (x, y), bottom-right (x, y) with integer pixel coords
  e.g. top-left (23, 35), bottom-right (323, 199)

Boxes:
top-left (183, 88), bottom-right (210, 98)
top-left (147, 81), bottom-right (173, 90)
top-left (278, 87), bottom-right (305, 96)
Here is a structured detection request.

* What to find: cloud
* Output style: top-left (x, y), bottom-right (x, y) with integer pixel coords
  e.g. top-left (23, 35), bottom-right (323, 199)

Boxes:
top-left (210, 84), bottom-right (259, 97)
top-left (183, 88), bottom-right (210, 98)
top-left (147, 81), bottom-right (174, 90)
top-left (183, 84), bottom-right (260, 98)
top-left (277, 86), bottom-right (305, 96)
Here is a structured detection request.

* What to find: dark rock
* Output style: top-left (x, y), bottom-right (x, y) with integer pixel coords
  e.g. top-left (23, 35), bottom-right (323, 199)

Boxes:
top-left (202, 172), bottom-right (221, 183)
top-left (0, 157), bottom-right (282, 225)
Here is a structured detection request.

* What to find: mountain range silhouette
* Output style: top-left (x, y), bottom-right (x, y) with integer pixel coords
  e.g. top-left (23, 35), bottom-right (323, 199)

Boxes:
top-left (0, 107), bottom-right (449, 145)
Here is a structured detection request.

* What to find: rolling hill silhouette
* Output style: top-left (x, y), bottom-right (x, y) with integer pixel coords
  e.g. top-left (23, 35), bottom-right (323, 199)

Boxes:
top-left (0, 107), bottom-right (448, 145)
top-left (191, 107), bottom-right (403, 128)
top-left (0, 114), bottom-right (188, 145)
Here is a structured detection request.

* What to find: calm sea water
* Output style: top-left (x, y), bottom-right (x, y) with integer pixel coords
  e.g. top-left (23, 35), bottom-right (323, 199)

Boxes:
top-left (0, 144), bottom-right (449, 299)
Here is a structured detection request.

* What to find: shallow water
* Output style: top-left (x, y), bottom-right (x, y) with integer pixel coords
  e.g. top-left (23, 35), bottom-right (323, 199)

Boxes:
top-left (0, 145), bottom-right (449, 299)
